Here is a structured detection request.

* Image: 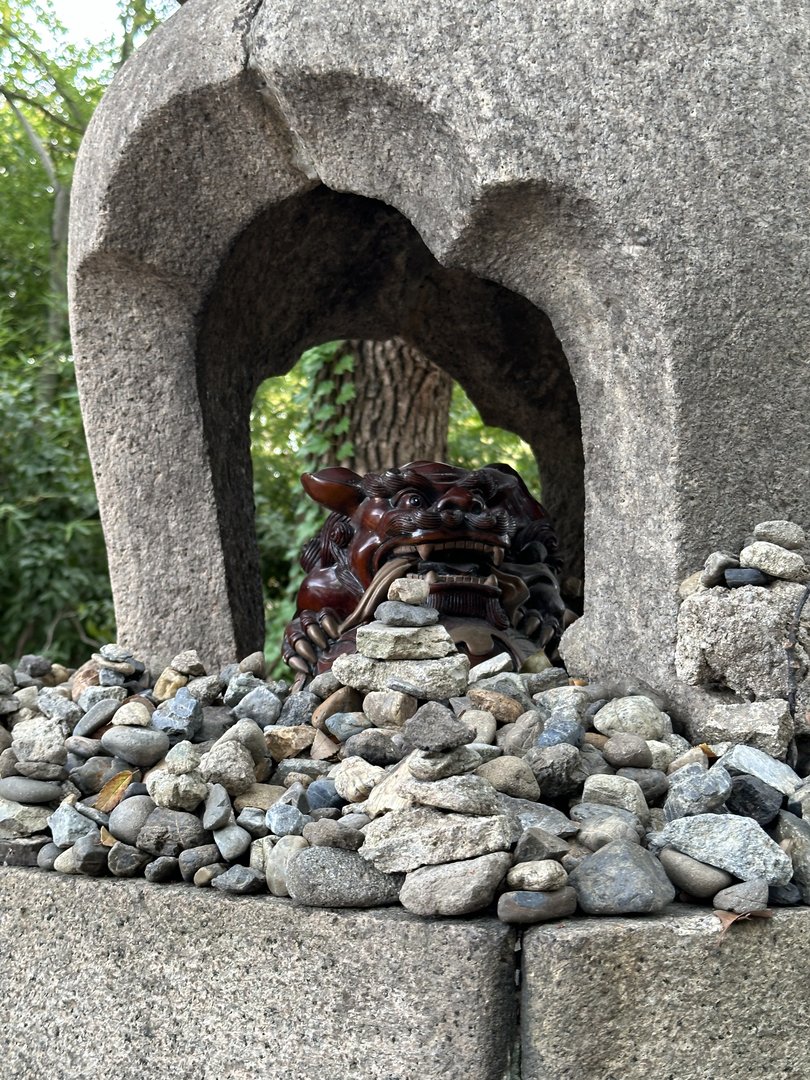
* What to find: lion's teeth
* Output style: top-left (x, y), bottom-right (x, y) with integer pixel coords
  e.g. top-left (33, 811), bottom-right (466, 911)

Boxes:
top-left (485, 574), bottom-right (498, 587)
top-left (492, 548), bottom-right (504, 567)
top-left (425, 570), bottom-right (439, 584)
top-left (417, 544), bottom-right (433, 560)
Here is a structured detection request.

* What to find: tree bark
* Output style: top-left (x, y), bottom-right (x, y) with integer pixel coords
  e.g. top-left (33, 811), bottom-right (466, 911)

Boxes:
top-left (325, 338), bottom-right (453, 474)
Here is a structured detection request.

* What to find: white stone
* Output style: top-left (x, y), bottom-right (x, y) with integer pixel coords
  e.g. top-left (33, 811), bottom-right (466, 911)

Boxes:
top-left (688, 700), bottom-right (794, 761)
top-left (110, 701), bottom-right (152, 727)
top-left (506, 859), bottom-right (568, 891)
top-left (355, 622), bottom-right (455, 660)
top-left (360, 807), bottom-right (513, 873)
top-left (332, 652), bottom-right (470, 700)
top-left (753, 520), bottom-right (806, 550)
top-left (740, 541), bottom-right (807, 582)
top-left (592, 697), bottom-right (669, 740)
top-left (332, 756), bottom-right (387, 803)
top-left (387, 578), bottom-right (430, 605)
top-left (581, 774), bottom-right (649, 820)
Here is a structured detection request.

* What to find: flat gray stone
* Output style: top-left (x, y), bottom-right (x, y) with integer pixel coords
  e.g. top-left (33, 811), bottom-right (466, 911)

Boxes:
top-left (659, 814), bottom-right (793, 885)
top-left (0, 777), bottom-right (62, 804)
top-left (136, 808), bottom-right (209, 857)
top-left (663, 764), bottom-right (732, 821)
top-left (0, 867), bottom-right (516, 1079)
top-left (753, 520), bottom-right (806, 549)
top-left (497, 887), bottom-right (578, 924)
top-left (592, 697), bottom-right (669, 740)
top-left (47, 803), bottom-right (98, 849)
top-left (401, 702), bottom-right (475, 752)
top-left (11, 717), bottom-right (66, 766)
top-left (400, 851), bottom-right (511, 915)
top-left (715, 744), bottom-right (802, 796)
top-left (713, 878), bottom-right (769, 914)
top-left (286, 846), bottom-right (402, 907)
top-left (100, 728), bottom-right (170, 768)
top-left (373, 600), bottom-right (440, 627)
top-left (332, 653), bottom-right (470, 700)
top-left (355, 622), bottom-right (455, 660)
top-left (360, 807), bottom-right (513, 873)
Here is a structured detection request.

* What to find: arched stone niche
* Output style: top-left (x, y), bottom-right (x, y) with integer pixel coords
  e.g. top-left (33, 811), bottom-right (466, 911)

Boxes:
top-left (69, 0), bottom-right (810, 714)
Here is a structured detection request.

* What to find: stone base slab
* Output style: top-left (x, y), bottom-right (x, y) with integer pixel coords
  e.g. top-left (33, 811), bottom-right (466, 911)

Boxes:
top-left (521, 905), bottom-right (810, 1080)
top-left (0, 868), bottom-right (517, 1080)
top-left (4, 870), bottom-right (810, 1080)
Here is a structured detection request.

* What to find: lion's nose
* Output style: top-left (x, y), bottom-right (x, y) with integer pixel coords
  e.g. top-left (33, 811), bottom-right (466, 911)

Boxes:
top-left (436, 487), bottom-right (474, 524)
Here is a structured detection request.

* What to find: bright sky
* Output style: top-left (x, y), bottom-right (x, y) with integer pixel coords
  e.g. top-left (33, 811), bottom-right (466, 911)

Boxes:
top-left (49, 0), bottom-right (121, 44)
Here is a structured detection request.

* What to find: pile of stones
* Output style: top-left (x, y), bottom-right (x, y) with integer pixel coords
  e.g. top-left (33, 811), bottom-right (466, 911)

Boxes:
top-left (1, 543), bottom-right (809, 924)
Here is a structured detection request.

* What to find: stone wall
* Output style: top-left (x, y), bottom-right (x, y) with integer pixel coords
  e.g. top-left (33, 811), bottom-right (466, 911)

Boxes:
top-left (2, 868), bottom-right (808, 1080)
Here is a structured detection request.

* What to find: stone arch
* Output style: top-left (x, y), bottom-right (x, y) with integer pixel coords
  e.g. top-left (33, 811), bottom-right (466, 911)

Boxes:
top-left (69, 0), bottom-right (810, 714)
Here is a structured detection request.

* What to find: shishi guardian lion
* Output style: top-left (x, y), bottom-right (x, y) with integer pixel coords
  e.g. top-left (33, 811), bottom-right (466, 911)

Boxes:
top-left (282, 461), bottom-right (566, 679)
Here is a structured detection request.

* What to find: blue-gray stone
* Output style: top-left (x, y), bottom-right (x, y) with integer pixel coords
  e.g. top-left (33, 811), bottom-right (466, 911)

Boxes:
top-left (235, 807), bottom-right (269, 837)
top-left (77, 685), bottom-right (128, 712)
top-left (535, 718), bottom-right (585, 748)
top-left (716, 744), bottom-right (802, 796)
top-left (213, 822), bottom-right (252, 861)
top-left (99, 668), bottom-right (127, 687)
top-left (277, 692), bottom-right (319, 727)
top-left (37, 691), bottom-right (81, 727)
top-left (152, 688), bottom-right (202, 741)
top-left (232, 684), bottom-right (282, 726)
top-left (47, 802), bottom-right (98, 848)
top-left (202, 784), bottom-right (232, 832)
top-left (343, 728), bottom-right (403, 765)
top-left (0, 777), bottom-right (62, 804)
top-left (223, 673), bottom-right (264, 708)
top-left (73, 698), bottom-right (120, 737)
top-left (36, 841), bottom-right (61, 870)
top-left (266, 803), bottom-right (311, 837)
top-left (135, 808), bottom-right (209, 857)
top-left (325, 712), bottom-right (373, 742)
top-left (305, 778), bottom-right (345, 811)
top-left (374, 601), bottom-right (440, 627)
top-left (569, 840), bottom-right (675, 914)
top-left (663, 763), bottom-right (732, 821)
top-left (210, 864), bottom-right (266, 894)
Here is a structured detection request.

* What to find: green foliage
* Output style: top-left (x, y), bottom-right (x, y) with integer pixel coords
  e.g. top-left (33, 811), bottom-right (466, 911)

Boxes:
top-left (0, 348), bottom-right (113, 662)
top-left (447, 382), bottom-right (541, 496)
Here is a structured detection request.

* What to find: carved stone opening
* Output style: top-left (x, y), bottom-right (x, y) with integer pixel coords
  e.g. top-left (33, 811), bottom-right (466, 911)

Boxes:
top-left (197, 186), bottom-right (582, 657)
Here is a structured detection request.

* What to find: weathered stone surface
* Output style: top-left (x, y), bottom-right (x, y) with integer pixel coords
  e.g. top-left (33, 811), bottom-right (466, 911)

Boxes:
top-left (401, 774), bottom-right (500, 816)
top-left (522, 907), bottom-right (810, 1080)
top-left (676, 581), bottom-right (807, 705)
top-left (581, 774), bottom-right (648, 820)
top-left (12, 717), bottom-right (67, 765)
top-left (332, 653), bottom-right (470, 700)
top-left (506, 859), bottom-right (568, 892)
top-left (713, 878), bottom-right (769, 914)
top-left (569, 841), bottom-right (675, 915)
top-left (663, 763), bottom-right (732, 821)
top-left (659, 814), bottom-right (793, 885)
top-left (360, 807), bottom-right (512, 872)
top-left (198, 740), bottom-right (256, 795)
top-left (591, 697), bottom-right (669, 741)
top-left (715, 744), bottom-right (801, 796)
top-left (136, 808), bottom-right (209, 857)
top-left (0, 797), bottom-right (51, 840)
top-left (286, 846), bottom-right (402, 907)
top-left (687, 700), bottom-right (795, 760)
top-left (0, 777), bottom-right (62, 804)
top-left (399, 851), bottom-right (511, 915)
top-left (100, 728), bottom-right (170, 768)
top-left (475, 755), bottom-right (540, 800)
top-left (355, 621), bottom-right (455, 659)
top-left (0, 867), bottom-right (516, 1078)
top-left (498, 887), bottom-right (578, 925)
top-left (740, 541), bottom-right (807, 581)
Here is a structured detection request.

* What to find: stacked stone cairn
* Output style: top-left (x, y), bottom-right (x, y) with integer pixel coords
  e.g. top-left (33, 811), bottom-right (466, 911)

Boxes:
top-left (1, 531), bottom-right (809, 923)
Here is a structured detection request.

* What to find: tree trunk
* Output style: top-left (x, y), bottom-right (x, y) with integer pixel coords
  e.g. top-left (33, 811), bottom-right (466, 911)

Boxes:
top-left (326, 338), bottom-right (453, 474)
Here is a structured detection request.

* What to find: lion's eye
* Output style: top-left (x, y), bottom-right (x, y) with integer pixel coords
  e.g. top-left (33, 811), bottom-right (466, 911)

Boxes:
top-left (394, 490), bottom-right (426, 509)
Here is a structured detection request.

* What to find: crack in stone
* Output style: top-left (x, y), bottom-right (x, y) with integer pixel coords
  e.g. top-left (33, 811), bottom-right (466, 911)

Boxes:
top-left (243, 0), bottom-right (321, 182)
